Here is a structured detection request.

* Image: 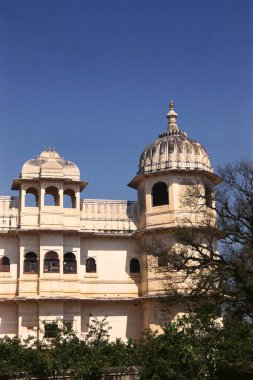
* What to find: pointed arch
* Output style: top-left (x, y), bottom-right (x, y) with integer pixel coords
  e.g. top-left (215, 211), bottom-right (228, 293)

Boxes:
top-left (44, 251), bottom-right (59, 273)
top-left (0, 256), bottom-right (10, 272)
top-left (152, 182), bottom-right (169, 207)
top-left (24, 252), bottom-right (38, 273)
top-left (86, 257), bottom-right (96, 273)
top-left (64, 252), bottom-right (77, 274)
top-left (130, 258), bottom-right (140, 274)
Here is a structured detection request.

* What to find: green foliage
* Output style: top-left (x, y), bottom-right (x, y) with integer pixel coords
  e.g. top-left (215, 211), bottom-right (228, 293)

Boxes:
top-left (0, 313), bottom-right (252, 379)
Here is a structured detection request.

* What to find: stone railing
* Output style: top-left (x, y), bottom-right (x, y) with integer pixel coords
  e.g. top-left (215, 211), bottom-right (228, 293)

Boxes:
top-left (81, 199), bottom-right (138, 233)
top-left (138, 160), bottom-right (213, 174)
top-left (0, 196), bottom-right (19, 230)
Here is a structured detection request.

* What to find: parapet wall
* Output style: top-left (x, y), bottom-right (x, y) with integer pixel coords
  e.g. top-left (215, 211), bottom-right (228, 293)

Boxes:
top-left (0, 196), bottom-right (19, 229)
top-left (0, 197), bottom-right (138, 233)
top-left (81, 199), bottom-right (137, 233)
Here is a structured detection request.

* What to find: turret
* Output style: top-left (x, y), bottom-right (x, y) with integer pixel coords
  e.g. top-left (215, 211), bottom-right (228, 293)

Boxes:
top-left (128, 101), bottom-right (221, 304)
top-left (128, 101), bottom-right (220, 231)
top-left (11, 148), bottom-right (87, 229)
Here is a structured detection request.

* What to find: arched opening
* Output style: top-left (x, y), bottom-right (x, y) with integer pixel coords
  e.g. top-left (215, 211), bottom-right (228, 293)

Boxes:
top-left (24, 252), bottom-right (38, 273)
top-left (44, 251), bottom-right (59, 273)
top-left (205, 185), bottom-right (213, 208)
top-left (0, 256), bottom-right (10, 272)
top-left (86, 257), bottom-right (96, 273)
top-left (44, 187), bottom-right (60, 206)
top-left (152, 182), bottom-right (169, 207)
top-left (63, 189), bottom-right (76, 208)
top-left (130, 258), bottom-right (140, 274)
top-left (25, 187), bottom-right (39, 207)
top-left (63, 252), bottom-right (77, 274)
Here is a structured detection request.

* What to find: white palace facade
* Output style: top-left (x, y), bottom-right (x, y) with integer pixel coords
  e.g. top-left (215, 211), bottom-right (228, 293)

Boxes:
top-left (0, 102), bottom-right (219, 341)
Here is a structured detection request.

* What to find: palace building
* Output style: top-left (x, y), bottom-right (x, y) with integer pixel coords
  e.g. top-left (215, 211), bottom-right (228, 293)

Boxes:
top-left (0, 101), bottom-right (219, 341)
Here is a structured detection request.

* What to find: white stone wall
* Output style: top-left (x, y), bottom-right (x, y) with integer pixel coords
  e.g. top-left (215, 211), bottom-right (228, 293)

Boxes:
top-left (0, 196), bottom-right (19, 229)
top-left (81, 199), bottom-right (137, 233)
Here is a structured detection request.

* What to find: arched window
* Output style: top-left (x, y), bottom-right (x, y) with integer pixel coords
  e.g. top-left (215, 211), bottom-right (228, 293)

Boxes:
top-left (152, 182), bottom-right (169, 207)
top-left (205, 185), bottom-right (213, 208)
top-left (130, 258), bottom-right (140, 274)
top-left (44, 251), bottom-right (59, 273)
top-left (24, 252), bottom-right (38, 273)
top-left (25, 187), bottom-right (39, 207)
top-left (44, 187), bottom-right (60, 206)
top-left (63, 189), bottom-right (76, 208)
top-left (0, 256), bottom-right (10, 272)
top-left (64, 252), bottom-right (77, 274)
top-left (86, 257), bottom-right (96, 273)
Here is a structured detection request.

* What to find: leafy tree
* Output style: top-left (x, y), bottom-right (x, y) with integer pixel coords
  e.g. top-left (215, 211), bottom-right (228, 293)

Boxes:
top-left (0, 313), bottom-right (252, 379)
top-left (135, 159), bottom-right (253, 377)
top-left (144, 159), bottom-right (253, 319)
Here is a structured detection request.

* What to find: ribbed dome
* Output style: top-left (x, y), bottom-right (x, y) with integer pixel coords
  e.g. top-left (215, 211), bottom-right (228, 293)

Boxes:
top-left (21, 148), bottom-right (80, 180)
top-left (138, 101), bottom-right (212, 175)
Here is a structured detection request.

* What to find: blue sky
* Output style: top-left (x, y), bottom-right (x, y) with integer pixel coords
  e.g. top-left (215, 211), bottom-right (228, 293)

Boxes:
top-left (0, 0), bottom-right (252, 200)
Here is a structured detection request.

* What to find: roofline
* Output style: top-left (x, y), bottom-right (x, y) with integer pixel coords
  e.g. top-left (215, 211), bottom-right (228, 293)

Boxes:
top-left (128, 169), bottom-right (222, 189)
top-left (11, 178), bottom-right (88, 191)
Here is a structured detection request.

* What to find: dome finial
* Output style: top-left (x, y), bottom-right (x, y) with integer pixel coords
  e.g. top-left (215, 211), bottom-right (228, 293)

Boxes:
top-left (166, 99), bottom-right (178, 132)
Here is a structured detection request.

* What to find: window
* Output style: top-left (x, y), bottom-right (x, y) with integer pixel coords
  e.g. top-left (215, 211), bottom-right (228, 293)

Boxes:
top-left (152, 182), bottom-right (169, 207)
top-left (44, 322), bottom-right (59, 338)
top-left (130, 258), bottom-right (140, 274)
top-left (44, 251), bottom-right (59, 273)
top-left (0, 256), bottom-right (10, 272)
top-left (86, 257), bottom-right (96, 273)
top-left (24, 252), bottom-right (38, 273)
top-left (205, 185), bottom-right (213, 208)
top-left (64, 252), bottom-right (77, 274)
top-left (44, 186), bottom-right (59, 206)
top-left (25, 187), bottom-right (39, 207)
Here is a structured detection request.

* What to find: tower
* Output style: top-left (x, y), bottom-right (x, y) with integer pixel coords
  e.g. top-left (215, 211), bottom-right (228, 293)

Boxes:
top-left (129, 101), bottom-right (220, 331)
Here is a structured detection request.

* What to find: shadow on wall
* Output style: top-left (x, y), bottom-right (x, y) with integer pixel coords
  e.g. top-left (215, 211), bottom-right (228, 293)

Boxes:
top-left (0, 303), bottom-right (18, 336)
top-left (126, 201), bottom-right (137, 220)
top-left (81, 301), bottom-right (142, 341)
